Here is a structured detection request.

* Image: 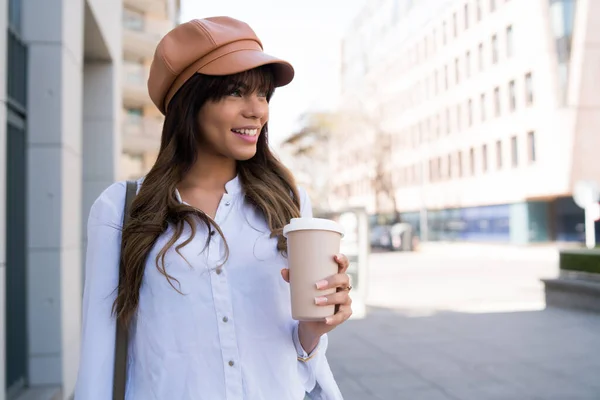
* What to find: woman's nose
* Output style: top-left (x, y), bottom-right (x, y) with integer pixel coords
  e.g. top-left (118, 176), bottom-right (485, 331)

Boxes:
top-left (242, 94), bottom-right (268, 119)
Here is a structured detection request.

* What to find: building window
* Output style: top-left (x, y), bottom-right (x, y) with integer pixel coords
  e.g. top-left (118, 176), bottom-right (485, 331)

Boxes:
top-left (480, 93), bottom-right (486, 121)
top-left (126, 107), bottom-right (143, 116)
top-left (444, 65), bottom-right (449, 89)
top-left (468, 99), bottom-right (473, 126)
top-left (426, 117), bottom-right (432, 140)
top-left (123, 8), bottom-right (145, 31)
top-left (457, 104), bottom-right (462, 131)
top-left (470, 148), bottom-right (476, 175)
top-left (476, 0), bottom-right (482, 21)
top-left (443, 20), bottom-right (447, 44)
top-left (494, 86), bottom-right (501, 116)
top-left (9, 0), bottom-right (23, 32)
top-left (511, 135), bottom-right (518, 167)
top-left (434, 70), bottom-right (439, 94)
top-left (126, 108), bottom-right (143, 122)
top-left (491, 34), bottom-right (498, 64)
top-left (429, 160), bottom-right (435, 181)
top-left (525, 72), bottom-right (533, 105)
top-left (528, 131), bottom-right (536, 163)
top-left (464, 3), bottom-right (470, 30)
top-left (490, 0), bottom-right (496, 12)
top-left (438, 157), bottom-right (443, 180)
top-left (455, 57), bottom-right (460, 83)
top-left (448, 154), bottom-right (453, 178)
top-left (453, 12), bottom-right (458, 37)
top-left (432, 29), bottom-right (437, 52)
top-left (465, 51), bottom-right (471, 77)
top-left (478, 43), bottom-right (484, 70)
top-left (446, 108), bottom-right (451, 134)
top-left (436, 114), bottom-right (441, 136)
top-left (496, 140), bottom-right (503, 169)
top-left (506, 25), bottom-right (514, 57)
top-left (424, 37), bottom-right (429, 59)
top-left (508, 80), bottom-right (516, 111)
top-left (482, 144), bottom-right (488, 172)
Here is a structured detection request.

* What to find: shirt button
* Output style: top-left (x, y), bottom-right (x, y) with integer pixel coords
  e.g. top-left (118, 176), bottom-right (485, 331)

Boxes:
top-left (225, 201), bottom-right (231, 206)
top-left (216, 268), bottom-right (222, 275)
top-left (228, 360), bottom-right (235, 367)
top-left (222, 316), bottom-right (229, 323)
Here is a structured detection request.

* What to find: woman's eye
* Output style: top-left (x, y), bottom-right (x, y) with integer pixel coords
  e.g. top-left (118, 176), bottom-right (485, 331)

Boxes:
top-left (229, 88), bottom-right (243, 97)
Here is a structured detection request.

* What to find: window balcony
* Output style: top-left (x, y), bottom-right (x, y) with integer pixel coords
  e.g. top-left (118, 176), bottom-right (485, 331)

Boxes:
top-left (122, 114), bottom-right (163, 154)
top-left (123, 10), bottom-right (171, 60)
top-left (123, 62), bottom-right (152, 108)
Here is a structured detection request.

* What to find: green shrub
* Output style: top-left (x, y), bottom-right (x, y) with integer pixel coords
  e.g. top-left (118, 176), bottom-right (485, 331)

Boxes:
top-left (560, 250), bottom-right (600, 274)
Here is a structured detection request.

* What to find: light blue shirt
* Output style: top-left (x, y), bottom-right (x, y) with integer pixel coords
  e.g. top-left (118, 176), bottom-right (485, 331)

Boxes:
top-left (74, 176), bottom-right (343, 400)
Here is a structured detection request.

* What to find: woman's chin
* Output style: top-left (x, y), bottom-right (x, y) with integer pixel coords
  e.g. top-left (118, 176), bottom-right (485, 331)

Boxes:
top-left (232, 148), bottom-right (258, 161)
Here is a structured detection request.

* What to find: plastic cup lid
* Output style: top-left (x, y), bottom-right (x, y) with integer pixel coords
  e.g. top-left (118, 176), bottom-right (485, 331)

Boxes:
top-left (283, 217), bottom-right (345, 238)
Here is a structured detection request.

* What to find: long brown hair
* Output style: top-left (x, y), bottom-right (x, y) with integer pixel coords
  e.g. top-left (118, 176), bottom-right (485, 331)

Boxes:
top-left (114, 66), bottom-right (301, 325)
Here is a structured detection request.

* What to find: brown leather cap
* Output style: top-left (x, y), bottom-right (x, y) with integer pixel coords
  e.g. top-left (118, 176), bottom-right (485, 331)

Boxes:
top-left (148, 16), bottom-right (295, 114)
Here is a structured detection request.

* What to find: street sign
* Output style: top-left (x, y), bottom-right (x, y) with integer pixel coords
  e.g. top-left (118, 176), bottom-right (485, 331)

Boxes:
top-left (573, 180), bottom-right (600, 209)
top-left (573, 181), bottom-right (600, 249)
top-left (589, 202), bottom-right (600, 222)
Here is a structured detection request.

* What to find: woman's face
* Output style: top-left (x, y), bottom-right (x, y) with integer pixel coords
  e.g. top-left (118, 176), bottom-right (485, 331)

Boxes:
top-left (197, 83), bottom-right (269, 161)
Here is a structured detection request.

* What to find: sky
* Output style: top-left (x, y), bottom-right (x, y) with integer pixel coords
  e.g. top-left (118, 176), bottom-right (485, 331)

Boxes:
top-left (180, 0), bottom-right (366, 146)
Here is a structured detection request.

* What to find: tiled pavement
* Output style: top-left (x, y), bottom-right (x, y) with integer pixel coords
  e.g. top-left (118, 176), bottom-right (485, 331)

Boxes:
top-left (327, 306), bottom-right (600, 400)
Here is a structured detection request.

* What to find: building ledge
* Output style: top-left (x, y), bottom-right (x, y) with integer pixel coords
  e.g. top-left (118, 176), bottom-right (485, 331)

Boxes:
top-left (542, 274), bottom-right (600, 313)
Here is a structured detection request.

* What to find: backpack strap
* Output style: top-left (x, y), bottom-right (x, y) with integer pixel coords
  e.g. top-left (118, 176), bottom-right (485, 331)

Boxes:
top-left (113, 180), bottom-right (138, 400)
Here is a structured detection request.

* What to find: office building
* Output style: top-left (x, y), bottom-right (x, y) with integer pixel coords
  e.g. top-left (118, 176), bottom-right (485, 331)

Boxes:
top-left (333, 0), bottom-right (600, 243)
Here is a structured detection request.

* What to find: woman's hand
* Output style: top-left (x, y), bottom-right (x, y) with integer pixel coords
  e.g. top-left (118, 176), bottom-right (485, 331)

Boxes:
top-left (281, 253), bottom-right (353, 352)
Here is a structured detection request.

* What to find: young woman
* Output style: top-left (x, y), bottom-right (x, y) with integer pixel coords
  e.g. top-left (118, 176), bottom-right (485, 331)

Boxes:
top-left (74, 16), bottom-right (352, 400)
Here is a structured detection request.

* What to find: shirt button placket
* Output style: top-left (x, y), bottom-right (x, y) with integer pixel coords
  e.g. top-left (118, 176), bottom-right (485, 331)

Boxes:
top-left (210, 197), bottom-right (242, 399)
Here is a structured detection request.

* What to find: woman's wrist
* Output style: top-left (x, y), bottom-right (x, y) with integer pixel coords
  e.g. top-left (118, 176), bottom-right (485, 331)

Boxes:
top-left (297, 321), bottom-right (321, 354)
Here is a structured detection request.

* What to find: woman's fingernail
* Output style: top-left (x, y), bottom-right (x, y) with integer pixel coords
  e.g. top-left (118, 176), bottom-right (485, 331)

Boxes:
top-left (315, 280), bottom-right (328, 289)
top-left (315, 296), bottom-right (328, 305)
top-left (325, 317), bottom-right (334, 325)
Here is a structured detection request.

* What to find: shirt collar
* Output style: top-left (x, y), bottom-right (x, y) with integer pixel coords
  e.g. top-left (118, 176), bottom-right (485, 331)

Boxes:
top-left (173, 174), bottom-right (242, 204)
top-left (224, 174), bottom-right (242, 195)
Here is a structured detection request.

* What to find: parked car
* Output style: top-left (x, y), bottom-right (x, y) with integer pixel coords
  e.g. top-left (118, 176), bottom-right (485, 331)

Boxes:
top-left (370, 225), bottom-right (392, 250)
top-left (370, 223), bottom-right (415, 252)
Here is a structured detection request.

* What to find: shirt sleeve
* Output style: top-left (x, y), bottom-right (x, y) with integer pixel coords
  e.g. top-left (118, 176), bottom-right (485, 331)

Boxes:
top-left (293, 187), bottom-right (344, 400)
top-left (74, 182), bottom-right (126, 400)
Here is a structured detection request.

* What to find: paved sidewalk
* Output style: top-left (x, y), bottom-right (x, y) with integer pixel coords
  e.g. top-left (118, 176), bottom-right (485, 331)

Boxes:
top-left (327, 306), bottom-right (600, 400)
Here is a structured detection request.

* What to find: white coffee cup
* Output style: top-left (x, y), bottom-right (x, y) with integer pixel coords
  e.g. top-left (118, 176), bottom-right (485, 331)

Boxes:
top-left (283, 217), bottom-right (345, 321)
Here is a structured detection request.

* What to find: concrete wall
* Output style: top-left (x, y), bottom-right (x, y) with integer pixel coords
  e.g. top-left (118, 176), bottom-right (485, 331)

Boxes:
top-left (83, 64), bottom-right (120, 255)
top-left (82, 0), bottom-right (122, 268)
top-left (22, 0), bottom-right (85, 394)
top-left (17, 0), bottom-right (120, 398)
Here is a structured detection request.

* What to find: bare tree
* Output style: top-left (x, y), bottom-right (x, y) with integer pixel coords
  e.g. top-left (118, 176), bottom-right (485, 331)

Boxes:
top-left (339, 80), bottom-right (402, 223)
top-left (371, 122), bottom-right (402, 223)
top-left (280, 112), bottom-right (336, 213)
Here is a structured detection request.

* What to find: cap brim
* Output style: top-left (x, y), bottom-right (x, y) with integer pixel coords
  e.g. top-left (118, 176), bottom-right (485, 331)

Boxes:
top-left (197, 49), bottom-right (295, 87)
